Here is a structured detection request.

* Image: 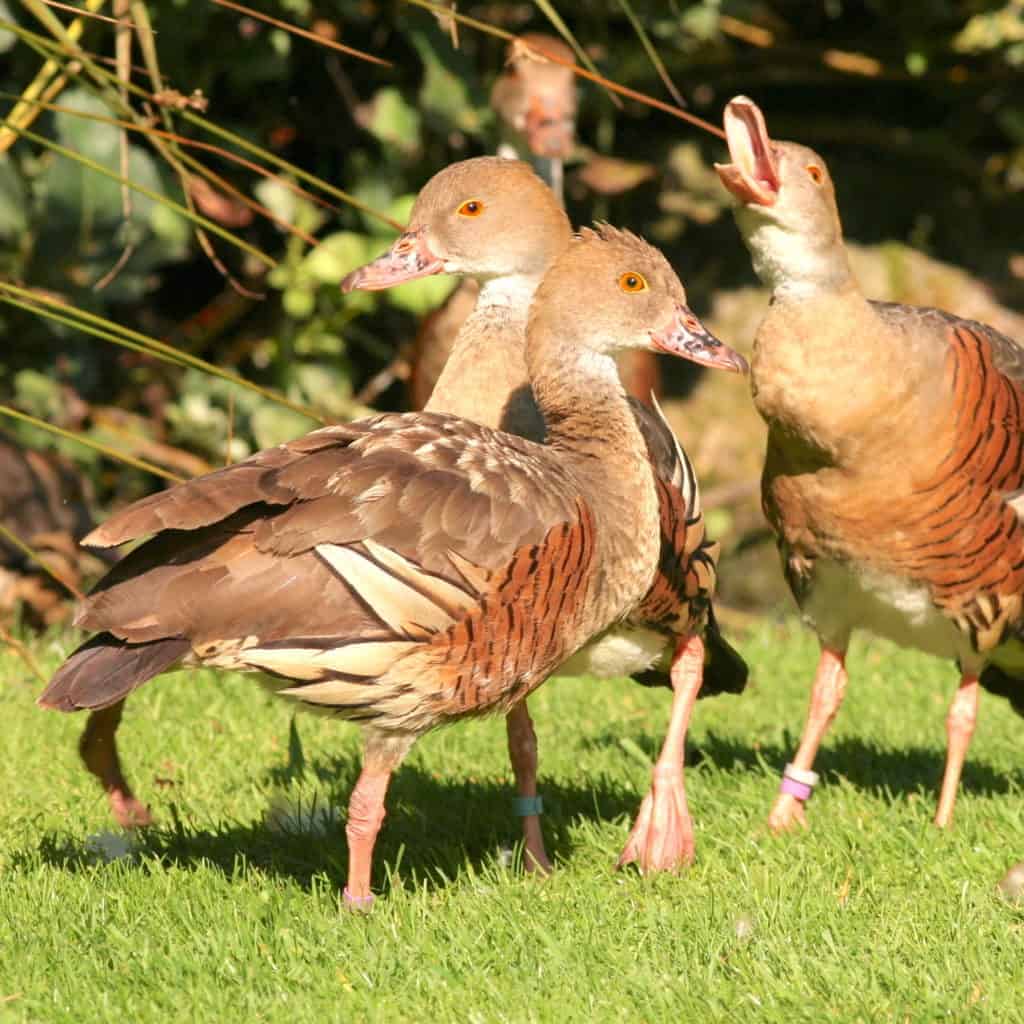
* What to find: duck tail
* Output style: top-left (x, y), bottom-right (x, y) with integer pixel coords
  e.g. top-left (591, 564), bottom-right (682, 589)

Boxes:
top-left (38, 633), bottom-right (189, 712)
top-left (978, 663), bottom-right (1024, 718)
top-left (700, 605), bottom-right (748, 698)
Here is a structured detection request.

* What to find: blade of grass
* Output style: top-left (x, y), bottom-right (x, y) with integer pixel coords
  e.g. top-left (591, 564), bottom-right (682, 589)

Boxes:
top-left (130, 0), bottom-right (264, 298)
top-left (0, 402), bottom-right (185, 483)
top-left (615, 0), bottom-right (687, 109)
top-left (173, 148), bottom-right (319, 247)
top-left (0, 0), bottom-right (106, 152)
top-left (210, 0), bottom-right (393, 68)
top-left (531, 0), bottom-right (623, 110)
top-left (8, 3), bottom-right (315, 283)
top-left (38, 0), bottom-right (129, 28)
top-left (174, 108), bottom-right (406, 231)
top-left (401, 0), bottom-right (725, 139)
top-left (0, 284), bottom-right (336, 424)
top-left (93, 0), bottom-right (136, 291)
top-left (2, 119), bottom-right (277, 269)
top-left (0, 622), bottom-right (47, 683)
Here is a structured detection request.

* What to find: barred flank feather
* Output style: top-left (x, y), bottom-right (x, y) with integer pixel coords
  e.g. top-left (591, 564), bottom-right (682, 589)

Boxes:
top-left (892, 323), bottom-right (1024, 653)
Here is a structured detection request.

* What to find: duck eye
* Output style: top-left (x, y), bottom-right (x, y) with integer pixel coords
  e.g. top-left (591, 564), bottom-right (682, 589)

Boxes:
top-left (806, 165), bottom-right (824, 185)
top-left (619, 272), bottom-right (648, 293)
top-left (457, 199), bottom-right (485, 217)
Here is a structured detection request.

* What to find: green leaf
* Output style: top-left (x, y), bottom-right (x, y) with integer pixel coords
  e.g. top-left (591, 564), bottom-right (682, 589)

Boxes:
top-left (387, 273), bottom-right (457, 315)
top-left (361, 87), bottom-right (421, 156)
top-left (409, 29), bottom-right (486, 134)
top-left (303, 232), bottom-right (372, 285)
top-left (250, 403), bottom-right (318, 449)
top-left (0, 2), bottom-right (17, 54)
top-left (283, 284), bottom-right (316, 320)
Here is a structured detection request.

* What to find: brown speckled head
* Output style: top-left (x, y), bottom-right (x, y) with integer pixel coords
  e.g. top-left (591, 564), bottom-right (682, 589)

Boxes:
top-left (528, 225), bottom-right (747, 372)
top-left (342, 157), bottom-right (571, 292)
top-left (714, 96), bottom-right (852, 295)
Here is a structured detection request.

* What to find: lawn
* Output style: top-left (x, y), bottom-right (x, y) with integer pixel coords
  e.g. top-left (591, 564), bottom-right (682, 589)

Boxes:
top-left (1, 620), bottom-right (1022, 1023)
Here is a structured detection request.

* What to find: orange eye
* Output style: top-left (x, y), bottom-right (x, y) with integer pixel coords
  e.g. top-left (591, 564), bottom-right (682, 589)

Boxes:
top-left (619, 272), bottom-right (648, 293)
top-left (457, 199), bottom-right (485, 217)
top-left (806, 165), bottom-right (824, 185)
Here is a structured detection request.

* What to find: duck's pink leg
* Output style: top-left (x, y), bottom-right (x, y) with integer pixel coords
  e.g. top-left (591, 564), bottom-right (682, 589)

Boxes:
top-left (934, 673), bottom-right (979, 829)
top-left (344, 731), bottom-right (415, 910)
top-left (768, 646), bottom-right (847, 833)
top-left (618, 633), bottom-right (704, 873)
top-left (79, 701), bottom-right (153, 828)
top-left (506, 700), bottom-right (552, 874)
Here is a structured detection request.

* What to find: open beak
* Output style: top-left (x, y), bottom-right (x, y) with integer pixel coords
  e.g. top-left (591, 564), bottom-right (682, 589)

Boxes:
top-left (340, 228), bottom-right (445, 293)
top-left (714, 96), bottom-right (780, 207)
top-left (650, 305), bottom-right (748, 374)
top-left (524, 94), bottom-right (575, 159)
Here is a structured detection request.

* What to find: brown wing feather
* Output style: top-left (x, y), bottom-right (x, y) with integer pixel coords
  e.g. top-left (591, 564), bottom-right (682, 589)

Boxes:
top-left (628, 399), bottom-right (718, 638)
top-left (83, 425), bottom-right (365, 549)
top-left (42, 412), bottom-right (590, 721)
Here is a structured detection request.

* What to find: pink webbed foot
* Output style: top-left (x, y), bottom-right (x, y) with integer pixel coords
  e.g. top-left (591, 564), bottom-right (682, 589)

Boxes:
top-left (617, 764), bottom-right (694, 874)
top-left (106, 790), bottom-right (154, 830)
top-left (79, 703), bottom-right (153, 829)
top-left (523, 838), bottom-right (553, 876)
top-left (343, 887), bottom-right (376, 913)
top-left (767, 791), bottom-right (808, 834)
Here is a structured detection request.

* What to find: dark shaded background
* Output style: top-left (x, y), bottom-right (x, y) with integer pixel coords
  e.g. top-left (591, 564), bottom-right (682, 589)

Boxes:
top-left (0, 1), bottom-right (1021, 613)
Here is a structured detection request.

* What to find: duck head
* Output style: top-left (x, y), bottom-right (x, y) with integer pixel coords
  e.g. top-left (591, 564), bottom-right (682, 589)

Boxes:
top-left (714, 96), bottom-right (852, 296)
top-left (341, 157), bottom-right (571, 293)
top-left (491, 33), bottom-right (577, 161)
top-left (529, 225), bottom-right (748, 374)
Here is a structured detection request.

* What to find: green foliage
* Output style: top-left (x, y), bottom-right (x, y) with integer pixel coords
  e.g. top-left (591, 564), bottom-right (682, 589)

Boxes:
top-left (0, 0), bottom-right (1020, 539)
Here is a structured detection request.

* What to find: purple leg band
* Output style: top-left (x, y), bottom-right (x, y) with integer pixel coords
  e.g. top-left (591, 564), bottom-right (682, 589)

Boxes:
top-left (780, 775), bottom-right (813, 802)
top-left (343, 887), bottom-right (375, 910)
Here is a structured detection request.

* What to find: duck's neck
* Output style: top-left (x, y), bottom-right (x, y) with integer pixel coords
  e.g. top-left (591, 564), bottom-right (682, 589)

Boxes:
top-left (425, 273), bottom-right (544, 439)
top-left (751, 246), bottom-right (938, 466)
top-left (744, 220), bottom-right (856, 301)
top-left (528, 332), bottom-right (660, 617)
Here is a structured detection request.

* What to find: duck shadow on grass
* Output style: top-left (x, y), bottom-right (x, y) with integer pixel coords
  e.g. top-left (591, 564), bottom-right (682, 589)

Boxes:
top-left (586, 728), bottom-right (1024, 802)
top-left (29, 757), bottom-right (645, 897)
top-left (30, 732), bottom-right (1023, 894)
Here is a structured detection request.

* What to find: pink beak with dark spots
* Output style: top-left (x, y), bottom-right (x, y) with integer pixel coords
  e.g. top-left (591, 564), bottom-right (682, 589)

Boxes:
top-left (341, 228), bottom-right (445, 293)
top-left (650, 304), bottom-right (748, 374)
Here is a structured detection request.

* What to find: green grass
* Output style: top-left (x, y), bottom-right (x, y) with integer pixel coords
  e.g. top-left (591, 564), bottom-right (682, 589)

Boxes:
top-left (1, 620), bottom-right (1022, 1022)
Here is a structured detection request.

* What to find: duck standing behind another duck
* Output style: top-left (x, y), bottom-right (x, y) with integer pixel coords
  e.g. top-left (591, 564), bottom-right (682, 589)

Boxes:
top-left (409, 33), bottom-right (660, 411)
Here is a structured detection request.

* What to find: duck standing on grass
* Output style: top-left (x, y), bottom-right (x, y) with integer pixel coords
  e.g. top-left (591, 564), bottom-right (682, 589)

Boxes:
top-left (715, 95), bottom-right (1024, 832)
top-left (40, 227), bottom-right (746, 906)
top-left (345, 156), bottom-right (747, 874)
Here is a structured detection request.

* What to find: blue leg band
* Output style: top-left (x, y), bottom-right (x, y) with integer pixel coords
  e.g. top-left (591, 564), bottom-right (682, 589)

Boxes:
top-left (513, 795), bottom-right (544, 816)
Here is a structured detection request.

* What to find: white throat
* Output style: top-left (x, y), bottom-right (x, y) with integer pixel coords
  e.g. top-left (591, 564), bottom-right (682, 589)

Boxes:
top-left (744, 219), bottom-right (850, 299)
top-left (475, 273), bottom-right (540, 316)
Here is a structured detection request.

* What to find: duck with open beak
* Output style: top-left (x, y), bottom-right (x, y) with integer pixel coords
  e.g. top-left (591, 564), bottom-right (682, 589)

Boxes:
top-left (491, 33), bottom-right (578, 164)
top-left (714, 97), bottom-right (780, 207)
